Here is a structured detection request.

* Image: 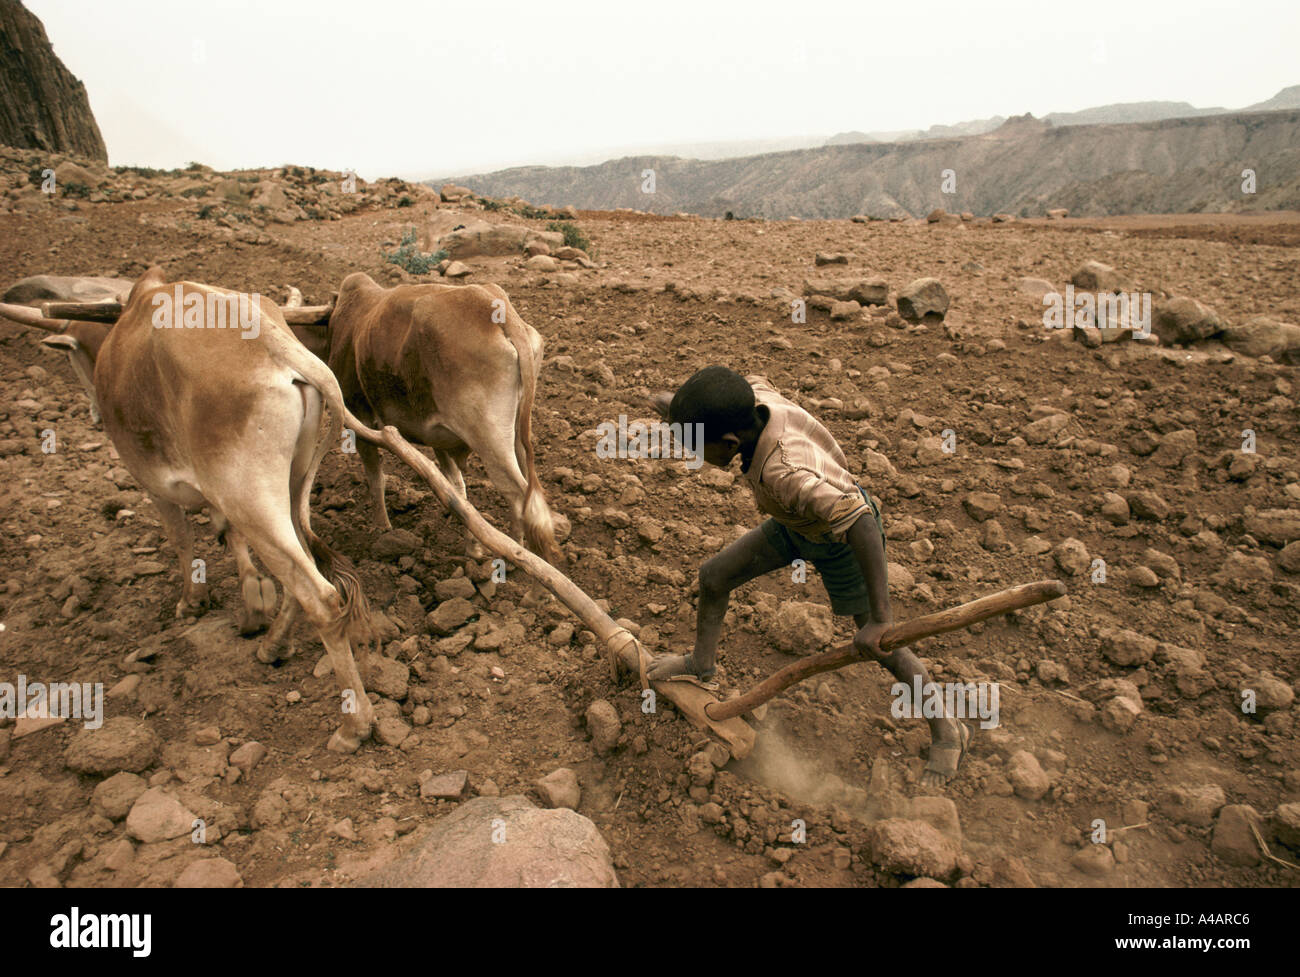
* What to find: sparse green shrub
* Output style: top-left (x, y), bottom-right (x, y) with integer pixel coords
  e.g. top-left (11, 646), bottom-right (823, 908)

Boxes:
top-left (62, 182), bottom-right (91, 198)
top-left (197, 204), bottom-right (215, 219)
top-left (546, 220), bottom-right (595, 256)
top-left (397, 195), bottom-right (414, 207)
top-left (381, 228), bottom-right (448, 275)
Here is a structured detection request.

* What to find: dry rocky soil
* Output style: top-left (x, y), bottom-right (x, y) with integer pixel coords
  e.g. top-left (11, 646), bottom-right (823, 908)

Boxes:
top-left (0, 151), bottom-right (1298, 888)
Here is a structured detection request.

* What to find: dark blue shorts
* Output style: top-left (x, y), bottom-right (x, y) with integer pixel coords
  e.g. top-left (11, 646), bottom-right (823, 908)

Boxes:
top-left (760, 487), bottom-right (885, 617)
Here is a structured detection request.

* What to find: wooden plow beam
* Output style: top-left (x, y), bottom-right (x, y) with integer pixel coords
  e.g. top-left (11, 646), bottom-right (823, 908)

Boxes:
top-left (36, 298), bottom-right (335, 326)
top-left (0, 301), bottom-right (70, 332)
top-left (358, 421), bottom-right (1067, 760)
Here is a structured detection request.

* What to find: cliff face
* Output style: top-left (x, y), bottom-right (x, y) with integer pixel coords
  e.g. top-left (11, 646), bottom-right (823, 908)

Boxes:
top-left (444, 109), bottom-right (1300, 219)
top-left (0, 0), bottom-right (106, 161)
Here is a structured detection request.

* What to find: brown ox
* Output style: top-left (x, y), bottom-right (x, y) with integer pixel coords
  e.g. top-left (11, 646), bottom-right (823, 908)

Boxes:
top-left (40, 267), bottom-right (377, 753)
top-left (301, 273), bottom-right (561, 564)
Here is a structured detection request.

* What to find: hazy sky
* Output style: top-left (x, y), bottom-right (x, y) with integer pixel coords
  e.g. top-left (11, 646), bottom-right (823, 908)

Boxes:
top-left (29, 0), bottom-right (1300, 180)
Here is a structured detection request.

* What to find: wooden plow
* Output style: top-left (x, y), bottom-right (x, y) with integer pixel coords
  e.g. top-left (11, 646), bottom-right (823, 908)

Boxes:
top-left (356, 421), bottom-right (1067, 760)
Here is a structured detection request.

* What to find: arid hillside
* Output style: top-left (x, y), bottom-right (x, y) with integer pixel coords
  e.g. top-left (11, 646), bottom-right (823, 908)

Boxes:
top-left (446, 109), bottom-right (1300, 220)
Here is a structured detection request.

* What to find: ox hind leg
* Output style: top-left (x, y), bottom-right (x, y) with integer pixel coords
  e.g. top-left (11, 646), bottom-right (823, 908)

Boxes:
top-left (239, 517), bottom-right (374, 752)
top-left (357, 439), bottom-right (392, 532)
top-left (153, 497), bottom-right (209, 618)
top-left (435, 446), bottom-right (484, 560)
top-left (465, 400), bottom-right (559, 564)
top-left (212, 515), bottom-right (279, 637)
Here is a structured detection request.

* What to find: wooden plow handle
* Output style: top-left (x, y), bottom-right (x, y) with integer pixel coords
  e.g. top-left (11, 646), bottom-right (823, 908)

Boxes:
top-left (704, 580), bottom-right (1067, 721)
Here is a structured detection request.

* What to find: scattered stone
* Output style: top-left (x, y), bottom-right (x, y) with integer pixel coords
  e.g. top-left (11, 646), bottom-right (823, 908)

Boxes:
top-left (175, 858), bottom-right (242, 888)
top-left (1160, 784), bottom-right (1226, 828)
top-left (420, 770), bottom-right (469, 800)
top-left (371, 529), bottom-right (421, 561)
top-left (65, 717), bottom-right (159, 774)
top-left (1007, 751), bottom-right (1051, 800)
top-left (537, 767), bottom-right (581, 810)
top-left (897, 278), bottom-right (949, 323)
top-left (963, 491), bottom-right (1002, 522)
top-left (867, 819), bottom-right (958, 878)
top-left (426, 597), bottom-right (478, 634)
top-left (1099, 696), bottom-right (1142, 733)
top-left (1070, 261), bottom-right (1128, 293)
top-left (1070, 844), bottom-right (1115, 876)
top-left (585, 700), bottom-right (622, 754)
top-left (770, 600), bottom-right (834, 653)
top-left (125, 788), bottom-right (197, 843)
top-left (91, 771), bottom-right (148, 821)
top-left (1153, 296), bottom-right (1222, 345)
top-left (228, 741), bottom-right (267, 775)
top-left (1052, 538), bottom-right (1090, 576)
top-left (1212, 805), bottom-right (1263, 866)
top-left (1100, 628), bottom-right (1157, 667)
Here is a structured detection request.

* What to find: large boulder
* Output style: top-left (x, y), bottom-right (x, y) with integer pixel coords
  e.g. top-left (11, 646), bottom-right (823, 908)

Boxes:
top-left (1152, 297), bottom-right (1222, 345)
top-left (361, 795), bottom-right (619, 888)
top-left (1219, 315), bottom-right (1300, 363)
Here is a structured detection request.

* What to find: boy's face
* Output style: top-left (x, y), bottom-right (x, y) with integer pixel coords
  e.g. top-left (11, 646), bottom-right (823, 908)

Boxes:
top-left (702, 434), bottom-right (741, 468)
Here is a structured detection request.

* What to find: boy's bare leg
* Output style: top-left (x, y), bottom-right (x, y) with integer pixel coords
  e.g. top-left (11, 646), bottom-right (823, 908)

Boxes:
top-left (647, 525), bottom-right (787, 681)
top-left (853, 611), bottom-right (967, 786)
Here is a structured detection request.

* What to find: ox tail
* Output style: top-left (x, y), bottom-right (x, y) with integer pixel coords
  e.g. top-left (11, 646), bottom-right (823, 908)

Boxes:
top-left (500, 303), bottom-right (562, 564)
top-left (268, 324), bottom-right (380, 637)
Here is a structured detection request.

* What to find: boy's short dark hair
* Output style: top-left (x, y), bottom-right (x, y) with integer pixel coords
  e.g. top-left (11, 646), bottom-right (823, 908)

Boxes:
top-left (669, 366), bottom-right (757, 441)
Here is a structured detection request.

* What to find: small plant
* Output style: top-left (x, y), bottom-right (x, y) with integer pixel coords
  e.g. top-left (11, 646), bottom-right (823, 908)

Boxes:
top-left (197, 204), bottom-right (215, 220)
top-left (481, 198), bottom-right (504, 211)
top-left (381, 228), bottom-right (447, 275)
top-left (185, 161), bottom-right (204, 171)
top-left (546, 220), bottom-right (595, 256)
top-left (397, 195), bottom-right (414, 207)
top-left (114, 164), bottom-right (162, 178)
top-left (62, 182), bottom-right (91, 199)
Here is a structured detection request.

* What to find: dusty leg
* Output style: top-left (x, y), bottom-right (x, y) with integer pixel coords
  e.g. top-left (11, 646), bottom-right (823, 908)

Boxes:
top-left (153, 497), bottom-right (208, 617)
top-left (357, 439), bottom-right (391, 531)
top-left (256, 596), bottom-right (300, 663)
top-left (436, 446), bottom-right (484, 559)
top-left (854, 608), bottom-right (966, 787)
top-left (222, 525), bottom-right (278, 636)
top-left (246, 528), bottom-right (373, 750)
top-left (647, 525), bottom-right (787, 682)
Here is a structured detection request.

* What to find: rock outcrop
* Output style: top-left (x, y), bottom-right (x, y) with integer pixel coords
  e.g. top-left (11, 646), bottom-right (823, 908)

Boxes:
top-left (0, 0), bottom-right (107, 160)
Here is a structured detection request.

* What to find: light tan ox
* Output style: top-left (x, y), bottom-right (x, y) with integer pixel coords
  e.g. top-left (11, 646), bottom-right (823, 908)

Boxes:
top-left (297, 273), bottom-right (562, 564)
top-left (40, 267), bottom-right (378, 753)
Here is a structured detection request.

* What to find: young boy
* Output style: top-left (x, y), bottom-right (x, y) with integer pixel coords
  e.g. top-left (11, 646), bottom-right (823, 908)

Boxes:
top-left (646, 366), bottom-right (968, 786)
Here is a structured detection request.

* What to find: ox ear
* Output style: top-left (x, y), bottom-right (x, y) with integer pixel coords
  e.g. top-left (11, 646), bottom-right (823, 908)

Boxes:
top-left (40, 334), bottom-right (80, 353)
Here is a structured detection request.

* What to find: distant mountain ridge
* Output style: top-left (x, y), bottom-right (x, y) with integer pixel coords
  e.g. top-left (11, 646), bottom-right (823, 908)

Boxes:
top-left (824, 85), bottom-right (1300, 146)
top-left (442, 108), bottom-right (1300, 220)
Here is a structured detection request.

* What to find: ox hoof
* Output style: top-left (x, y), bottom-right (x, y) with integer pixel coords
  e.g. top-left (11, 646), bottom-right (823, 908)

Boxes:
top-left (237, 576), bottom-right (277, 636)
top-left (327, 728), bottom-right (362, 753)
top-left (256, 639), bottom-right (293, 664)
top-left (327, 719), bottom-right (372, 754)
top-left (175, 584), bottom-right (210, 619)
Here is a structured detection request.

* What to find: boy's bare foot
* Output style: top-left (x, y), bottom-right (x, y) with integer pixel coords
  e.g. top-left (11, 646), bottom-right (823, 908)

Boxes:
top-left (646, 653), bottom-right (715, 684)
top-left (921, 720), bottom-right (970, 788)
